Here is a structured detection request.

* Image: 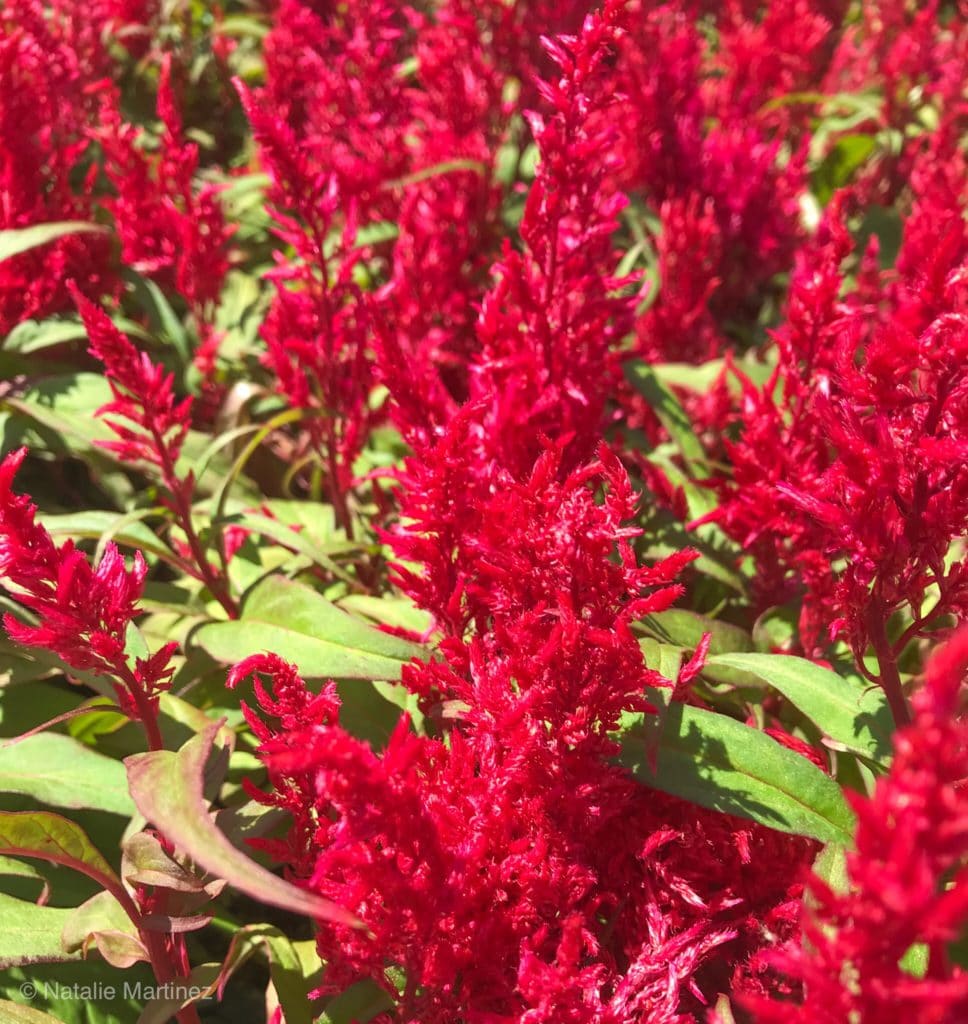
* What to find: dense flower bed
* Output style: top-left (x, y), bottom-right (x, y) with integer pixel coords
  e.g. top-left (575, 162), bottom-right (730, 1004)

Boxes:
top-left (0, 2), bottom-right (965, 1022)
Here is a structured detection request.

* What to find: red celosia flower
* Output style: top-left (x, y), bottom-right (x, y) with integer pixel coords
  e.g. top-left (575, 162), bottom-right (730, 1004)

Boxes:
top-left (0, 0), bottom-right (117, 333)
top-left (72, 287), bottom-right (193, 492)
top-left (748, 627), bottom-right (968, 1022)
top-left (0, 447), bottom-right (174, 725)
top-left (599, 2), bottom-right (810, 363)
top-left (232, 22), bottom-right (820, 1020)
top-left (236, 73), bottom-right (382, 533)
top-left (707, 172), bottom-right (967, 715)
top-left (97, 54), bottom-right (230, 372)
top-left (73, 287), bottom-right (238, 617)
top-left (455, 1), bottom-right (642, 477)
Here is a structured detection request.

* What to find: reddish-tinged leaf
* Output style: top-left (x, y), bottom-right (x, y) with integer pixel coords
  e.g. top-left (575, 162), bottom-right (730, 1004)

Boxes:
top-left (125, 723), bottom-right (360, 927)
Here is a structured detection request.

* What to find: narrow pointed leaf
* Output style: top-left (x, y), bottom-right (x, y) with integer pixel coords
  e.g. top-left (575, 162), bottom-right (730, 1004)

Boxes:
top-left (619, 697), bottom-right (856, 846)
top-left (705, 653), bottom-right (894, 764)
top-left (61, 891), bottom-right (148, 969)
top-left (193, 576), bottom-right (422, 681)
top-left (0, 1000), bottom-right (75, 1023)
top-left (0, 812), bottom-right (121, 892)
top-left (0, 736), bottom-right (135, 816)
top-left (625, 361), bottom-right (706, 471)
top-left (125, 724), bottom-right (359, 927)
top-left (0, 222), bottom-right (104, 264)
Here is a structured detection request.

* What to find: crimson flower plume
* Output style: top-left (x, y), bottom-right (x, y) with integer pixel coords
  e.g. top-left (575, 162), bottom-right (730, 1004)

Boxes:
top-left (750, 628), bottom-right (968, 1022)
top-left (0, 448), bottom-right (174, 735)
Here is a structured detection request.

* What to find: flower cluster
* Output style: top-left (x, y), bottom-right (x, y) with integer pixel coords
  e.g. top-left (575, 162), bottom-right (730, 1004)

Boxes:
top-left (0, 2), bottom-right (226, 356)
top-left (97, 54), bottom-right (231, 375)
top-left (750, 627), bottom-right (968, 1022)
top-left (0, 2), bottom-right (964, 1022)
top-left (72, 289), bottom-right (238, 617)
top-left (707, 136), bottom-right (967, 717)
top-left (234, 8), bottom-right (819, 1022)
top-left (0, 447), bottom-right (174, 731)
top-left (0, 0), bottom-right (116, 333)
top-left (72, 288), bottom-right (192, 486)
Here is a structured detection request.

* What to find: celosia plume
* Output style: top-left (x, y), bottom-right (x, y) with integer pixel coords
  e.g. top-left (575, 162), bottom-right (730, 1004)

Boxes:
top-left (749, 627), bottom-right (968, 1022)
top-left (0, 448), bottom-right (174, 728)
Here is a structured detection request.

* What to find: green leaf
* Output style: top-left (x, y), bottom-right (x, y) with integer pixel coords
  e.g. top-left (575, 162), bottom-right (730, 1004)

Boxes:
top-left (221, 925), bottom-right (315, 1024)
top-left (638, 455), bottom-right (749, 594)
top-left (899, 942), bottom-right (929, 979)
top-left (638, 638), bottom-right (683, 682)
top-left (624, 362), bottom-right (706, 472)
top-left (812, 133), bottom-right (877, 205)
top-left (333, 679), bottom-right (424, 749)
top-left (37, 511), bottom-right (166, 563)
top-left (193, 576), bottom-right (423, 681)
top-left (651, 360), bottom-right (728, 394)
top-left (125, 724), bottom-right (360, 926)
top-left (3, 316), bottom-right (151, 358)
top-left (0, 1000), bottom-right (73, 1023)
top-left (0, 735), bottom-right (136, 816)
top-left (0, 223), bottom-right (105, 264)
top-left (61, 891), bottom-right (147, 969)
top-left (752, 604), bottom-right (799, 652)
top-left (638, 610), bottom-right (762, 687)
top-left (0, 855), bottom-right (49, 903)
top-left (132, 962), bottom-right (222, 1024)
top-left (712, 995), bottom-right (737, 1024)
top-left (0, 640), bottom-right (56, 688)
top-left (213, 510), bottom-right (357, 578)
top-left (641, 609), bottom-right (752, 655)
top-left (3, 319), bottom-right (88, 356)
top-left (855, 204), bottom-right (904, 270)
top-left (0, 812), bottom-right (122, 893)
top-left (0, 893), bottom-right (80, 968)
top-left (704, 653), bottom-right (894, 764)
top-left (811, 841), bottom-right (849, 895)
top-left (619, 697), bottom-right (856, 845)
top-left (339, 595), bottom-right (432, 635)
top-left (136, 922), bottom-right (317, 1024)
top-left (121, 832), bottom-right (213, 895)
top-left (2, 374), bottom-right (115, 456)
top-left (318, 979), bottom-right (395, 1024)
top-left (0, 963), bottom-right (152, 1024)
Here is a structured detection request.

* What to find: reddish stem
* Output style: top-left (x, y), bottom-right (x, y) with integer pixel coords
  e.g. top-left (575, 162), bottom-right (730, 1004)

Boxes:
top-left (115, 667), bottom-right (201, 1024)
top-left (148, 422), bottom-right (239, 618)
top-left (867, 601), bottom-right (912, 729)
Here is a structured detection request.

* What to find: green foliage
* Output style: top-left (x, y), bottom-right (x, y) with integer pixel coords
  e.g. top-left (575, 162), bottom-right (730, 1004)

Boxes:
top-left (3, 3), bottom-right (949, 1019)
top-left (618, 694), bottom-right (857, 846)
top-left (0, 737), bottom-right (135, 817)
top-left (705, 653), bottom-right (894, 764)
top-left (0, 895), bottom-right (82, 969)
top-left (0, 225), bottom-right (104, 265)
top-left (125, 725), bottom-right (359, 926)
top-left (193, 576), bottom-right (423, 681)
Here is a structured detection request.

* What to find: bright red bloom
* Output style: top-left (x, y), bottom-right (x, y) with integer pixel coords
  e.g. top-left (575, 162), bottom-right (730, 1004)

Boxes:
top-left (749, 628), bottom-right (968, 1022)
top-left (96, 54), bottom-right (230, 376)
top-left (0, 0), bottom-right (117, 333)
top-left (72, 287), bottom-right (193, 493)
top-left (73, 287), bottom-right (237, 616)
top-left (598, 2), bottom-right (811, 363)
top-left (708, 170), bottom-right (967, 679)
top-left (232, 14), bottom-right (821, 1020)
top-left (0, 448), bottom-right (174, 720)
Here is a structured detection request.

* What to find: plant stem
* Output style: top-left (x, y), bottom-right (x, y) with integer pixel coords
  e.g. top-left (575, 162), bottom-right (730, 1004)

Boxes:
top-left (149, 422), bottom-right (239, 618)
top-left (867, 601), bottom-right (912, 729)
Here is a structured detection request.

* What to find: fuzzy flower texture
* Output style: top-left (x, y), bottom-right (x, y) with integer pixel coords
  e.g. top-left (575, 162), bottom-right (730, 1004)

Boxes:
top-left (0, 1), bottom-right (966, 1021)
top-left (229, 5), bottom-right (818, 1021)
